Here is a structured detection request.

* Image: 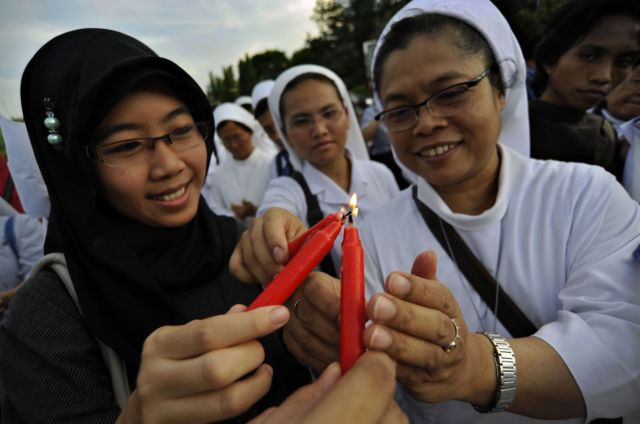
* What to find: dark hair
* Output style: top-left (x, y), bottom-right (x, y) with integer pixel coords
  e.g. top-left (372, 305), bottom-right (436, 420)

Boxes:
top-left (217, 120), bottom-right (253, 134)
top-left (533, 0), bottom-right (640, 95)
top-left (254, 98), bottom-right (269, 119)
top-left (278, 72), bottom-right (343, 124)
top-left (373, 13), bottom-right (502, 95)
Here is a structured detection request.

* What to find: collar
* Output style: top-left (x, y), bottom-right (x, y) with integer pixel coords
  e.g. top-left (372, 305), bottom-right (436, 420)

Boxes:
top-left (302, 152), bottom-right (370, 205)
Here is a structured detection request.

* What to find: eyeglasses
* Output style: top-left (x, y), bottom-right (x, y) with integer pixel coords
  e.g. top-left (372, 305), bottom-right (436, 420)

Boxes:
top-left (375, 68), bottom-right (493, 132)
top-left (286, 107), bottom-right (345, 132)
top-left (85, 121), bottom-right (208, 167)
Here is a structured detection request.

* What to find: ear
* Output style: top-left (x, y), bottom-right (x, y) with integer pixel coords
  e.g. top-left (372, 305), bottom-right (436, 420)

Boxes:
top-left (543, 63), bottom-right (553, 75)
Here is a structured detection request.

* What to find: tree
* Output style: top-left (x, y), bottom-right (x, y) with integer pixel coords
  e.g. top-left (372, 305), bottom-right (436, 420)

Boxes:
top-left (207, 65), bottom-right (238, 106)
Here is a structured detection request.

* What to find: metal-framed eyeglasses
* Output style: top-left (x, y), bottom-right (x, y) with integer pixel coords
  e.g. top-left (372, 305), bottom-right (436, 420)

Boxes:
top-left (374, 67), bottom-right (493, 132)
top-left (285, 106), bottom-right (345, 132)
top-left (85, 121), bottom-right (208, 167)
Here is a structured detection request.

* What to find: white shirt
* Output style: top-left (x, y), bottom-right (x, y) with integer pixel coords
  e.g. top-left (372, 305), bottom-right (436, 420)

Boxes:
top-left (360, 145), bottom-right (640, 423)
top-left (204, 148), bottom-right (271, 218)
top-left (258, 158), bottom-right (400, 270)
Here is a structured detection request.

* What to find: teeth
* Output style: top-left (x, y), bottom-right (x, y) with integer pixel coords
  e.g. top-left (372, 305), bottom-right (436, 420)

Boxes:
top-left (419, 143), bottom-right (457, 158)
top-left (156, 185), bottom-right (186, 201)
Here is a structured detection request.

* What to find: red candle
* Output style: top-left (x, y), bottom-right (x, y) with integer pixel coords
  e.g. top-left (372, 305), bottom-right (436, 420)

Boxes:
top-left (287, 212), bottom-right (342, 257)
top-left (340, 205), bottom-right (365, 372)
top-left (248, 220), bottom-right (343, 310)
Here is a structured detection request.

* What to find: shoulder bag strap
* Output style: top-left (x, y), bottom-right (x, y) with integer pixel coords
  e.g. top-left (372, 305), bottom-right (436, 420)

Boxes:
top-left (289, 171), bottom-right (338, 277)
top-left (4, 216), bottom-right (18, 258)
top-left (411, 186), bottom-right (537, 337)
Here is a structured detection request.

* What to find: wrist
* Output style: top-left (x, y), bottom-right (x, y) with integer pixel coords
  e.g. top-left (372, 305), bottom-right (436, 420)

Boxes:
top-left (459, 332), bottom-right (497, 405)
top-left (472, 332), bottom-right (517, 413)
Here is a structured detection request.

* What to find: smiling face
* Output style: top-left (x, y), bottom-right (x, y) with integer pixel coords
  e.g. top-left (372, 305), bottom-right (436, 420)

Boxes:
top-left (280, 79), bottom-right (350, 169)
top-left (541, 14), bottom-right (640, 110)
top-left (378, 34), bottom-right (505, 193)
top-left (93, 87), bottom-right (207, 228)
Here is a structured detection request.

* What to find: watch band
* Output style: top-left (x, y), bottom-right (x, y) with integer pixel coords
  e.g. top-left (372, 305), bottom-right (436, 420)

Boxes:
top-left (473, 332), bottom-right (517, 413)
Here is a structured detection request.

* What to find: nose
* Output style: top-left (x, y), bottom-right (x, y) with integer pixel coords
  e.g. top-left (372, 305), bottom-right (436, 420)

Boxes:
top-left (310, 116), bottom-right (329, 137)
top-left (412, 106), bottom-right (447, 136)
top-left (149, 139), bottom-right (185, 180)
top-left (588, 61), bottom-right (613, 87)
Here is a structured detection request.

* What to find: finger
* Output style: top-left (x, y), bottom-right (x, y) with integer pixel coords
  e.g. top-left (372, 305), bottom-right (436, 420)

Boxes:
top-left (302, 272), bottom-right (341, 326)
top-left (363, 323), bottom-right (461, 371)
top-left (380, 400), bottom-right (409, 424)
top-left (241, 222), bottom-right (272, 285)
top-left (250, 214), bottom-right (285, 282)
top-left (290, 285), bottom-right (340, 346)
top-left (384, 272), bottom-right (460, 318)
top-left (283, 320), bottom-right (339, 372)
top-left (367, 293), bottom-right (456, 346)
top-left (149, 364), bottom-right (274, 424)
top-left (255, 363), bottom-right (342, 423)
top-left (304, 352), bottom-right (398, 423)
top-left (142, 306), bottom-right (290, 359)
top-left (229, 230), bottom-right (264, 283)
top-left (263, 207), bottom-right (308, 264)
top-left (410, 250), bottom-right (438, 281)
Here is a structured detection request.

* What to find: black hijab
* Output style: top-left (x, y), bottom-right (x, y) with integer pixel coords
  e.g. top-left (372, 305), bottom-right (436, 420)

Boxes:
top-left (21, 29), bottom-right (244, 384)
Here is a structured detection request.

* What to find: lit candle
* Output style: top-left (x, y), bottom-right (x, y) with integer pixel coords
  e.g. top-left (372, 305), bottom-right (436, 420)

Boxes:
top-left (248, 219), bottom-right (343, 310)
top-left (287, 211), bottom-right (343, 257)
top-left (340, 194), bottom-right (365, 372)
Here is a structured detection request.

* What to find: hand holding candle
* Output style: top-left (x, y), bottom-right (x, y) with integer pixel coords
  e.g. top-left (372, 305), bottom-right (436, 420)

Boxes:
top-left (340, 194), bottom-right (366, 372)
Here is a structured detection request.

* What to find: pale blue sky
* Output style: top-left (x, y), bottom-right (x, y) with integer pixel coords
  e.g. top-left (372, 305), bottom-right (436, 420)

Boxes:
top-left (0, 0), bottom-right (318, 118)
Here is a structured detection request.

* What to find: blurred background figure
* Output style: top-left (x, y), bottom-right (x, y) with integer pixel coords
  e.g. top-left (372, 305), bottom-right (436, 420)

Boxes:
top-left (235, 95), bottom-right (254, 114)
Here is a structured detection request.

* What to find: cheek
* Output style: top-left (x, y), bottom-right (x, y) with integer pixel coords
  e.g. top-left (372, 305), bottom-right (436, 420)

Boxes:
top-left (96, 166), bottom-right (145, 209)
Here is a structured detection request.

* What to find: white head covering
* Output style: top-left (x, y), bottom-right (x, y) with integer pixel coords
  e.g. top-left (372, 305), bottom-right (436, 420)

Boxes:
top-left (0, 115), bottom-right (50, 218)
top-left (372, 0), bottom-right (530, 167)
top-left (268, 64), bottom-right (369, 171)
top-left (213, 102), bottom-right (278, 157)
top-left (251, 80), bottom-right (275, 110)
top-left (234, 95), bottom-right (252, 108)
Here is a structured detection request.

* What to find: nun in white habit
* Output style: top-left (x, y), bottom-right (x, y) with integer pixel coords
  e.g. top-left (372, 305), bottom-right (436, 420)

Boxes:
top-left (257, 64), bottom-right (399, 273)
top-left (204, 103), bottom-right (274, 223)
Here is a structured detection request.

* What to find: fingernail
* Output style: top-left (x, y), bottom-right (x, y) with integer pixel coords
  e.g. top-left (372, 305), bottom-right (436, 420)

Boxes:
top-left (269, 306), bottom-right (289, 326)
top-left (389, 274), bottom-right (410, 298)
top-left (273, 246), bottom-right (286, 263)
top-left (373, 296), bottom-right (397, 321)
top-left (316, 363), bottom-right (341, 389)
top-left (370, 327), bottom-right (393, 349)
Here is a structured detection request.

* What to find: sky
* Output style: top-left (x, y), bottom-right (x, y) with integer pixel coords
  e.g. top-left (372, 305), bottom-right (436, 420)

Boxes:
top-left (0, 0), bottom-right (319, 118)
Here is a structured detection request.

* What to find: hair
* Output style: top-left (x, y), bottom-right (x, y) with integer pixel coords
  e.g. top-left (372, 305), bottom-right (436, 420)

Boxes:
top-left (254, 98), bottom-right (269, 119)
top-left (533, 0), bottom-right (640, 95)
top-left (278, 73), bottom-right (344, 125)
top-left (216, 120), bottom-right (252, 134)
top-left (373, 13), bottom-right (503, 96)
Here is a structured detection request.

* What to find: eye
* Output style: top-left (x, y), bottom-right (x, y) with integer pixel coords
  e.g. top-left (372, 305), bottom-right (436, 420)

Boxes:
top-left (615, 55), bottom-right (636, 68)
top-left (101, 140), bottom-right (144, 155)
top-left (170, 124), bottom-right (195, 139)
top-left (432, 86), bottom-right (469, 105)
top-left (322, 108), bottom-right (339, 119)
top-left (291, 117), bottom-right (313, 127)
top-left (382, 107), bottom-right (414, 123)
top-left (578, 51), bottom-right (599, 62)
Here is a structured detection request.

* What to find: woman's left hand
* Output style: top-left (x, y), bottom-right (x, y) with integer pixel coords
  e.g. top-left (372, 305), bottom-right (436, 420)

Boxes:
top-left (364, 251), bottom-right (495, 405)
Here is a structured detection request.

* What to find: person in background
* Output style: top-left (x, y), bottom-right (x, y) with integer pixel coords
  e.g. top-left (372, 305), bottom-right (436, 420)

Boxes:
top-left (0, 155), bottom-right (23, 214)
top-left (235, 95), bottom-right (254, 114)
top-left (231, 0), bottom-right (640, 422)
top-left (530, 0), bottom-right (640, 179)
top-left (251, 79), bottom-right (295, 179)
top-left (205, 103), bottom-right (273, 224)
top-left (258, 64), bottom-right (399, 277)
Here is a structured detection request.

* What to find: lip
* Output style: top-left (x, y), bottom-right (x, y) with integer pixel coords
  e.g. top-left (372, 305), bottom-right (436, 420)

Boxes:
top-left (313, 140), bottom-right (335, 151)
top-left (577, 89), bottom-right (607, 102)
top-left (149, 181), bottom-right (191, 208)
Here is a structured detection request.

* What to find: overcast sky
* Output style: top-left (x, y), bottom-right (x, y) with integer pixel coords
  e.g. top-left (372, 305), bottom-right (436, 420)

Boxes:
top-left (0, 0), bottom-right (318, 118)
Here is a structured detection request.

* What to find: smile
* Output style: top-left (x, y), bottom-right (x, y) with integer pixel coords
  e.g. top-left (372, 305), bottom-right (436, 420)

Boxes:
top-left (152, 184), bottom-right (187, 201)
top-left (417, 143), bottom-right (459, 158)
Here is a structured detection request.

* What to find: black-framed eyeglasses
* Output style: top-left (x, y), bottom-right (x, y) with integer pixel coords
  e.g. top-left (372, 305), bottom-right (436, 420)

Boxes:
top-left (375, 67), bottom-right (493, 132)
top-left (85, 121), bottom-right (208, 167)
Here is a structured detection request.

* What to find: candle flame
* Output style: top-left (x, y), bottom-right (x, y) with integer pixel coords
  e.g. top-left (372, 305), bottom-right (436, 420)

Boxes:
top-left (352, 207), bottom-right (359, 219)
top-left (349, 193), bottom-right (358, 210)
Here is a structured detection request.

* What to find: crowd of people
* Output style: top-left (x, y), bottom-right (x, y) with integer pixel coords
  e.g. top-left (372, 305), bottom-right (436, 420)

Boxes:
top-left (0, 0), bottom-right (638, 422)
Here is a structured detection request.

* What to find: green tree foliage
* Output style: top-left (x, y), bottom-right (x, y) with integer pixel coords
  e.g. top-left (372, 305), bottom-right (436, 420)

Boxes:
top-left (207, 65), bottom-right (238, 106)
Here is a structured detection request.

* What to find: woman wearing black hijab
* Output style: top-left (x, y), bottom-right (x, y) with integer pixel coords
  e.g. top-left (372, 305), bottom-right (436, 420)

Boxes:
top-left (0, 28), bottom-right (312, 423)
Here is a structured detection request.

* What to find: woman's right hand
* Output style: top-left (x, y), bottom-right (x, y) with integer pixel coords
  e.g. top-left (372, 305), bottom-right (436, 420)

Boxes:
top-left (117, 305), bottom-right (290, 424)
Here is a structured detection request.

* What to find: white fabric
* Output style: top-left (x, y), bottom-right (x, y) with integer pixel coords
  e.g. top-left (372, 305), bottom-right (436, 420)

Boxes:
top-left (268, 64), bottom-right (370, 171)
top-left (204, 147), bottom-right (271, 218)
top-left (258, 158), bottom-right (399, 270)
top-left (234, 95), bottom-right (252, 107)
top-left (360, 145), bottom-right (640, 423)
top-left (0, 214), bottom-right (46, 290)
top-left (251, 80), bottom-right (275, 110)
top-left (0, 115), bottom-right (50, 218)
top-left (370, 0), bottom-right (530, 184)
top-left (213, 102), bottom-right (278, 157)
top-left (620, 118), bottom-right (640, 202)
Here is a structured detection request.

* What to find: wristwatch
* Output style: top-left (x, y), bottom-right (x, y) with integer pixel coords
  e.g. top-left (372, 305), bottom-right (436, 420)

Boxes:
top-left (473, 332), bottom-right (517, 413)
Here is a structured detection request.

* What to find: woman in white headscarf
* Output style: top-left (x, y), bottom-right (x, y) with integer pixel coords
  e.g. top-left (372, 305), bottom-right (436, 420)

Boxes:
top-left (231, 0), bottom-right (640, 422)
top-left (257, 64), bottom-right (400, 274)
top-left (204, 103), bottom-right (276, 223)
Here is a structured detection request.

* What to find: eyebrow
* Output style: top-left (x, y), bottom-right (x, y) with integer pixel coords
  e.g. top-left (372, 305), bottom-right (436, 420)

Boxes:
top-left (289, 102), bottom-right (340, 120)
top-left (94, 105), bottom-right (191, 143)
top-left (382, 71), bottom-right (469, 104)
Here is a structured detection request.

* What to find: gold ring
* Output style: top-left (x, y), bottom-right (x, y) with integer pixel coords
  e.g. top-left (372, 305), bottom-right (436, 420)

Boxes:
top-left (443, 318), bottom-right (461, 352)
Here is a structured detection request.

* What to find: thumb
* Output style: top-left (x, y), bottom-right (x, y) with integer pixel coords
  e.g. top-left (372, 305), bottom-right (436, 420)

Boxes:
top-left (411, 250), bottom-right (438, 281)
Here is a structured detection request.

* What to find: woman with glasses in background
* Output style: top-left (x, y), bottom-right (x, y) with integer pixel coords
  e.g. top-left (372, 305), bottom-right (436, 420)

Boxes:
top-left (256, 64), bottom-right (399, 276)
top-left (232, 0), bottom-right (640, 422)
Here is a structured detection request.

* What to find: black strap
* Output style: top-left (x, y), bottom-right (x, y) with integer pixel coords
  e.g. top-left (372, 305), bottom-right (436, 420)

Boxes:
top-left (3, 173), bottom-right (14, 202)
top-left (289, 171), bottom-right (338, 277)
top-left (276, 150), bottom-right (293, 177)
top-left (412, 186), bottom-right (537, 338)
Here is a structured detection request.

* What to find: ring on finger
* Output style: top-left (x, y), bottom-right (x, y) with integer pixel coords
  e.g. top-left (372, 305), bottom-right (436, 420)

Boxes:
top-left (293, 296), bottom-right (305, 320)
top-left (443, 318), bottom-right (461, 352)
